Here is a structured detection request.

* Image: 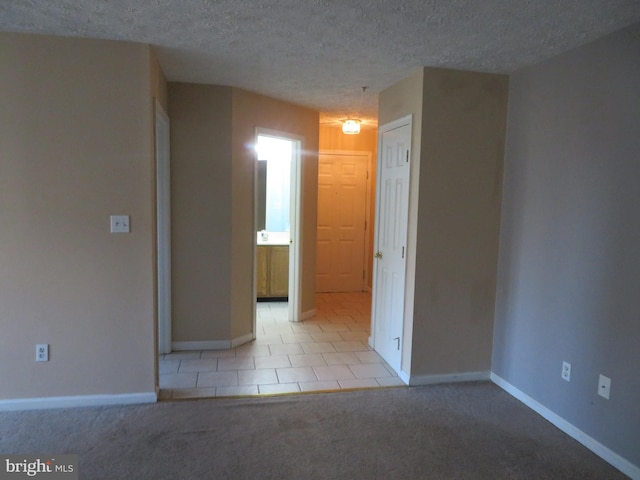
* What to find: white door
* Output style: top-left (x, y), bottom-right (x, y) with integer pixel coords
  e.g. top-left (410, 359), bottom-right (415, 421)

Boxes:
top-left (372, 119), bottom-right (411, 374)
top-left (316, 153), bottom-right (369, 292)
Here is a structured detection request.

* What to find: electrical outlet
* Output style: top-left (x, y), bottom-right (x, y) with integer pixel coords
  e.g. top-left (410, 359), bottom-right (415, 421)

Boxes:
top-left (598, 374), bottom-right (611, 399)
top-left (561, 361), bottom-right (571, 382)
top-left (36, 344), bottom-right (49, 362)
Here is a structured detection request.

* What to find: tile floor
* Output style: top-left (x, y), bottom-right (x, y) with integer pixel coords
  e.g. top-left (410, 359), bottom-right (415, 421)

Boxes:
top-left (159, 292), bottom-right (404, 399)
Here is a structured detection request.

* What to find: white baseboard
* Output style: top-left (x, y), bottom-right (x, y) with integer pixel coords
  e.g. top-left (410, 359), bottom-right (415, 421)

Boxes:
top-left (172, 340), bottom-right (230, 351)
top-left (300, 308), bottom-right (316, 321)
top-left (491, 372), bottom-right (639, 480)
top-left (0, 392), bottom-right (157, 412)
top-left (231, 332), bottom-right (255, 348)
top-left (409, 370), bottom-right (490, 386)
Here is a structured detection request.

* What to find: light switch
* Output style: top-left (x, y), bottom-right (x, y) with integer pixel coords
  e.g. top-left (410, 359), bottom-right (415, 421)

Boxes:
top-left (110, 215), bottom-right (130, 233)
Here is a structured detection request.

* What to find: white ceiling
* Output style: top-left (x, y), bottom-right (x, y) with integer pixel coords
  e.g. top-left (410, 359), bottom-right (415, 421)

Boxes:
top-left (2, 1), bottom-right (640, 127)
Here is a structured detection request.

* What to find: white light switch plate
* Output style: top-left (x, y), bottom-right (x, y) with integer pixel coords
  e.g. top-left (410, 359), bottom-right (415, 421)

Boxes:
top-left (110, 215), bottom-right (130, 233)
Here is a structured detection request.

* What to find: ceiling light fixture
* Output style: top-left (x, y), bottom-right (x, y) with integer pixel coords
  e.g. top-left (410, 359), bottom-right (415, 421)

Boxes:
top-left (342, 119), bottom-right (361, 135)
top-left (342, 86), bottom-right (368, 135)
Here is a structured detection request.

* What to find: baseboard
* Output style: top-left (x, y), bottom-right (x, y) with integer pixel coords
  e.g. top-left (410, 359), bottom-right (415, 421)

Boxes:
top-left (491, 372), bottom-right (639, 480)
top-left (300, 308), bottom-right (316, 321)
top-left (231, 332), bottom-right (255, 348)
top-left (409, 370), bottom-right (490, 386)
top-left (172, 340), bottom-right (230, 351)
top-left (0, 392), bottom-right (157, 412)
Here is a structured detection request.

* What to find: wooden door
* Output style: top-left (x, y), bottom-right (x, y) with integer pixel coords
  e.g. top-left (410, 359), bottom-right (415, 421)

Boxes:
top-left (316, 153), bottom-right (369, 292)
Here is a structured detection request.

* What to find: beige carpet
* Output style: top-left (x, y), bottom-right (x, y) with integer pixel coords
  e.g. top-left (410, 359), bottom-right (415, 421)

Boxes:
top-left (0, 382), bottom-right (627, 479)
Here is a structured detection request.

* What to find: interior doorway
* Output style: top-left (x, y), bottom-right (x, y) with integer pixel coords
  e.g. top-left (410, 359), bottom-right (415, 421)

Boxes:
top-left (254, 130), bottom-right (302, 327)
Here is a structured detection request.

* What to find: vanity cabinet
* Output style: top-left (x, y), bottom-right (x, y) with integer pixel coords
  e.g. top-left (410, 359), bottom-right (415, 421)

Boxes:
top-left (257, 245), bottom-right (289, 298)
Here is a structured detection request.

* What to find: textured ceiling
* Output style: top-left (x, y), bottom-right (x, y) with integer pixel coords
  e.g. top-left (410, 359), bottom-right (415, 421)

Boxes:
top-left (2, 1), bottom-right (640, 127)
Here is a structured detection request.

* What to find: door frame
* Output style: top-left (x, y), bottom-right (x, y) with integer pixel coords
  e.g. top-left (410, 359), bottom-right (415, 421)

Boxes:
top-left (155, 100), bottom-right (172, 355)
top-left (317, 150), bottom-right (373, 292)
top-left (254, 128), bottom-right (303, 326)
top-left (370, 115), bottom-right (413, 382)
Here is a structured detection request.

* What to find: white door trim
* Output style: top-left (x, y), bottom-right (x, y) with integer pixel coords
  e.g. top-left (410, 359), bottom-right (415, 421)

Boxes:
top-left (254, 128), bottom-right (303, 325)
top-left (155, 100), bottom-right (171, 355)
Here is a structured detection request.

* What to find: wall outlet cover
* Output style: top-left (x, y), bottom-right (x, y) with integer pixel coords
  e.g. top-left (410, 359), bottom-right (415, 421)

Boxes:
top-left (36, 344), bottom-right (49, 362)
top-left (561, 361), bottom-right (571, 382)
top-left (598, 374), bottom-right (611, 399)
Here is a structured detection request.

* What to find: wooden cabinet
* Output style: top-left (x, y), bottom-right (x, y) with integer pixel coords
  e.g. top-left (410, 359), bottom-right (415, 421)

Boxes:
top-left (257, 245), bottom-right (289, 298)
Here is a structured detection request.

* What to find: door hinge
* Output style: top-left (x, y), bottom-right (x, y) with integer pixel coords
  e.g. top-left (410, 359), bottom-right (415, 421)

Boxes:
top-left (406, 150), bottom-right (409, 162)
top-left (402, 246), bottom-right (405, 259)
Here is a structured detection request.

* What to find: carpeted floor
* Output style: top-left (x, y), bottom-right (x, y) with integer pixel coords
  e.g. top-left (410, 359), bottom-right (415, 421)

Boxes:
top-left (0, 382), bottom-right (627, 479)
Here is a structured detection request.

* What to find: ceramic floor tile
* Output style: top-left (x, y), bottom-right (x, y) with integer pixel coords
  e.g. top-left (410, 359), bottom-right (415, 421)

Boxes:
top-left (281, 333), bottom-right (313, 344)
top-left (197, 371), bottom-right (238, 388)
top-left (265, 324), bottom-right (295, 334)
top-left (157, 293), bottom-right (407, 398)
top-left (339, 331), bottom-right (370, 342)
top-left (299, 380), bottom-right (340, 392)
top-left (338, 378), bottom-right (380, 389)
top-left (332, 341), bottom-right (369, 352)
top-left (289, 353), bottom-right (327, 367)
top-left (178, 358), bottom-right (218, 373)
top-left (301, 342), bottom-right (336, 354)
top-left (313, 365), bottom-right (355, 381)
top-left (163, 352), bottom-right (201, 361)
top-left (217, 356), bottom-right (255, 371)
top-left (309, 332), bottom-right (344, 342)
top-left (290, 324), bottom-right (323, 334)
top-left (258, 383), bottom-right (301, 395)
top-left (269, 343), bottom-right (304, 356)
top-left (250, 335), bottom-right (284, 346)
top-left (160, 373), bottom-right (198, 389)
top-left (376, 377), bottom-right (406, 387)
top-left (254, 354), bottom-right (292, 369)
top-left (355, 351), bottom-right (384, 363)
top-left (318, 324), bottom-right (351, 332)
top-left (276, 367), bottom-right (317, 383)
top-left (238, 368), bottom-right (278, 385)
top-left (200, 349), bottom-right (236, 359)
top-left (349, 363), bottom-right (392, 379)
top-left (235, 344), bottom-right (271, 357)
top-left (216, 386), bottom-right (259, 397)
top-left (346, 324), bottom-right (370, 333)
top-left (322, 352), bottom-right (360, 365)
top-left (159, 360), bottom-right (180, 374)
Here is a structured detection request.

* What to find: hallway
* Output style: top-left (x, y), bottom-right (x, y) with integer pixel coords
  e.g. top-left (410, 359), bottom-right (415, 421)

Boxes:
top-left (159, 292), bottom-right (403, 399)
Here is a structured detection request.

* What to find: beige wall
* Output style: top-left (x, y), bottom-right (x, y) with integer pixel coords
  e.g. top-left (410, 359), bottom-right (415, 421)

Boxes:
top-left (319, 125), bottom-right (378, 290)
top-left (379, 67), bottom-right (508, 379)
top-left (0, 33), bottom-right (157, 399)
top-left (232, 89), bottom-right (319, 337)
top-left (378, 69), bottom-right (425, 374)
top-left (168, 83), bottom-right (233, 343)
top-left (150, 49), bottom-right (168, 112)
top-left (169, 85), bottom-right (319, 344)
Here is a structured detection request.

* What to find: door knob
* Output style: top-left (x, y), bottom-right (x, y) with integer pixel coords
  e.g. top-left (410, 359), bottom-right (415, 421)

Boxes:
top-left (374, 251), bottom-right (382, 259)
